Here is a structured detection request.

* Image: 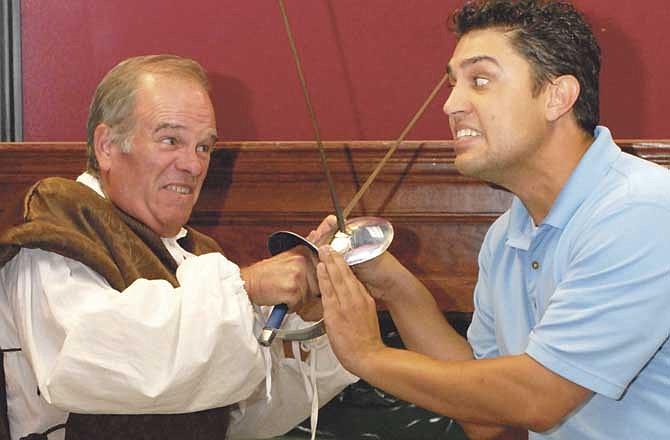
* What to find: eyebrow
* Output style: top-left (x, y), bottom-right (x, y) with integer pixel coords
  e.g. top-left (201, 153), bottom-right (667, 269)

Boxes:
top-left (207, 131), bottom-right (219, 143)
top-left (447, 55), bottom-right (501, 77)
top-left (154, 123), bottom-right (218, 142)
top-left (154, 123), bottom-right (185, 133)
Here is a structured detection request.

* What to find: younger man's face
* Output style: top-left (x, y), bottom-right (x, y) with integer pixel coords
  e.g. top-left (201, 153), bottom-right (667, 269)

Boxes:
top-left (444, 28), bottom-right (551, 186)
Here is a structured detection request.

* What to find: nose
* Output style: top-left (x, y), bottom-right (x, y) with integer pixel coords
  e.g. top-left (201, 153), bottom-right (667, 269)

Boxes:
top-left (443, 84), bottom-right (469, 117)
top-left (176, 146), bottom-right (207, 177)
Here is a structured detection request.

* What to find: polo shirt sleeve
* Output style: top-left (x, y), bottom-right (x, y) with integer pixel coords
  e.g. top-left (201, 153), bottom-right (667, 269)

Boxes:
top-left (526, 202), bottom-right (670, 400)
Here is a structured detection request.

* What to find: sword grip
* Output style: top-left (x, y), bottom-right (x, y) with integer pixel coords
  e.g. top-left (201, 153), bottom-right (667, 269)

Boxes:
top-left (260, 232), bottom-right (318, 346)
top-left (258, 303), bottom-right (289, 346)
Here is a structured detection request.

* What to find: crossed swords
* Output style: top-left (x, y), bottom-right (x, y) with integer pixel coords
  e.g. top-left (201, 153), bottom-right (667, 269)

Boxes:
top-left (258, 0), bottom-right (449, 346)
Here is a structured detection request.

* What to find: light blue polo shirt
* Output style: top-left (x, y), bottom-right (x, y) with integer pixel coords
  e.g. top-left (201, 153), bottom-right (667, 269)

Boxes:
top-left (467, 127), bottom-right (670, 439)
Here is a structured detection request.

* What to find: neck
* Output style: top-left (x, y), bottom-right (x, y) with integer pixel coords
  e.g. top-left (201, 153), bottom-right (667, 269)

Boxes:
top-left (501, 124), bottom-right (593, 225)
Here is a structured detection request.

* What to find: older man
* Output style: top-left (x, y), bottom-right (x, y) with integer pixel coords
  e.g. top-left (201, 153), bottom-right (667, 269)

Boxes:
top-left (316, 1), bottom-right (670, 439)
top-left (0, 55), bottom-right (356, 439)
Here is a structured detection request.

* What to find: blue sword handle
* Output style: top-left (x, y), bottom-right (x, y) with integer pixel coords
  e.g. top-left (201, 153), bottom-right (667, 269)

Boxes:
top-left (266, 303), bottom-right (289, 329)
top-left (258, 304), bottom-right (288, 346)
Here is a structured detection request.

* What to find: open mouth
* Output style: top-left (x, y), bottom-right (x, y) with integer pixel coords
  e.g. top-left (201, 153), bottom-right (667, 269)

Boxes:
top-left (455, 128), bottom-right (482, 140)
top-left (164, 184), bottom-right (193, 195)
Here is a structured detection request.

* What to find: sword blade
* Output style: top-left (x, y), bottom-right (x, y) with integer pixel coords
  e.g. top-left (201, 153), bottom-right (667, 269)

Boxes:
top-left (343, 71), bottom-right (449, 218)
top-left (278, 0), bottom-right (347, 233)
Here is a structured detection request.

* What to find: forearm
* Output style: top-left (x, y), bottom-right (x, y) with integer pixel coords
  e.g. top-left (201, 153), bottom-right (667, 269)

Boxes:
top-left (355, 348), bottom-right (520, 426)
top-left (384, 277), bottom-right (514, 436)
top-left (353, 348), bottom-right (586, 432)
top-left (385, 278), bottom-right (473, 361)
top-left (370, 254), bottom-right (472, 360)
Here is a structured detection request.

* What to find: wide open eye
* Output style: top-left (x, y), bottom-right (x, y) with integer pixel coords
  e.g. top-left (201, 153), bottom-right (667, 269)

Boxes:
top-left (474, 77), bottom-right (490, 88)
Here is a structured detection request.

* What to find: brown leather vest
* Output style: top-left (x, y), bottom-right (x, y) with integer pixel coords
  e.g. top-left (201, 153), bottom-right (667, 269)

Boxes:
top-left (0, 178), bottom-right (231, 439)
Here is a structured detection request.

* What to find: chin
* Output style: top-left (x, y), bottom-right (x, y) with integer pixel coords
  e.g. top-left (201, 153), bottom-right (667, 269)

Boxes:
top-left (454, 155), bottom-right (476, 175)
top-left (455, 158), bottom-right (491, 181)
top-left (161, 213), bottom-right (191, 233)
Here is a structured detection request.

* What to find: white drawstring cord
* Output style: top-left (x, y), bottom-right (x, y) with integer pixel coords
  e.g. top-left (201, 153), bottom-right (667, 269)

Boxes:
top-left (292, 340), bottom-right (319, 440)
top-left (254, 305), bottom-right (274, 402)
top-left (262, 345), bottom-right (273, 401)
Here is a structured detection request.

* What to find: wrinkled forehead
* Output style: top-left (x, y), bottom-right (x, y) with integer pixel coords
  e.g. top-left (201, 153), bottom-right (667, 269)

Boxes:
top-left (135, 72), bottom-right (211, 101)
top-left (133, 73), bottom-right (216, 123)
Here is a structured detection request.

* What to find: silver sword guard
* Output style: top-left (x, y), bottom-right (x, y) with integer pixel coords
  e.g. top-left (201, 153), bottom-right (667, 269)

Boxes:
top-left (266, 216), bottom-right (393, 342)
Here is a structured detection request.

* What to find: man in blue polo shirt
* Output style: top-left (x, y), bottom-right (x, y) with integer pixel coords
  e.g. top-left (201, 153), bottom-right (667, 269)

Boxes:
top-left (314, 1), bottom-right (670, 439)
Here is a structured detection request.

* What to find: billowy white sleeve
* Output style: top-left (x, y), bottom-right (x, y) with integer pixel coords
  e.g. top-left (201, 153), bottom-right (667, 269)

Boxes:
top-left (3, 247), bottom-right (357, 439)
top-left (5, 247), bottom-right (267, 414)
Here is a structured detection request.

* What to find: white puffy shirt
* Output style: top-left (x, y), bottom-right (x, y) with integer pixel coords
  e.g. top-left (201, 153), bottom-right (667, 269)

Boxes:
top-left (0, 174), bottom-right (357, 439)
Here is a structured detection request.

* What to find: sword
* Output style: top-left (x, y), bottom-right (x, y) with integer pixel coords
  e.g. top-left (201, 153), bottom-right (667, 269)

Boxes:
top-left (258, 0), bottom-right (448, 346)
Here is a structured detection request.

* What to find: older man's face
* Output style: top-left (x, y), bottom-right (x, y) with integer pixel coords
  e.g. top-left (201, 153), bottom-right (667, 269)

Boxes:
top-left (101, 73), bottom-right (217, 236)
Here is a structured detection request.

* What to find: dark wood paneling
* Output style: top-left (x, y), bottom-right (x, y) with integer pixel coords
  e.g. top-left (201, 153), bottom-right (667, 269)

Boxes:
top-left (1, 140), bottom-right (669, 311)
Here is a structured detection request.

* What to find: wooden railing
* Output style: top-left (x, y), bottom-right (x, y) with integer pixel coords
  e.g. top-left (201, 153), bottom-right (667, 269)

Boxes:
top-left (1, 140), bottom-right (669, 311)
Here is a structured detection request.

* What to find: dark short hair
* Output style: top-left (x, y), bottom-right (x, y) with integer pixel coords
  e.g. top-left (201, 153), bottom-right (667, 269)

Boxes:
top-left (451, 0), bottom-right (600, 133)
top-left (86, 55), bottom-right (210, 176)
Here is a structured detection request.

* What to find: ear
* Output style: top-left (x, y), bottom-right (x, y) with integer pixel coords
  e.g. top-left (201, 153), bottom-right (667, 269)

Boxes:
top-left (545, 75), bottom-right (580, 123)
top-left (93, 123), bottom-right (116, 172)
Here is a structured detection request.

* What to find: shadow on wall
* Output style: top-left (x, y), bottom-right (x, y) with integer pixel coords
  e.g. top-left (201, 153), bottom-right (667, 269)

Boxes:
top-left (209, 74), bottom-right (257, 141)
top-left (591, 16), bottom-right (645, 138)
top-left (324, 0), bottom-right (365, 139)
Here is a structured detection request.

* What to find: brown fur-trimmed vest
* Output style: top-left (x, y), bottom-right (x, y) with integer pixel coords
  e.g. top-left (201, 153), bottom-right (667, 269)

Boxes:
top-left (0, 177), bottom-right (231, 439)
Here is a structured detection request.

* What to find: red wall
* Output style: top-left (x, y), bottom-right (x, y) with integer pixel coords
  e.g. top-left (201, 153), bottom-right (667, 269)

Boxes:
top-left (20, 0), bottom-right (670, 142)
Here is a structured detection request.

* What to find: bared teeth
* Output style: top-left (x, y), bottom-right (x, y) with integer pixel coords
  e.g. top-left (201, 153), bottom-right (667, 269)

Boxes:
top-left (165, 185), bottom-right (192, 194)
top-left (456, 128), bottom-right (481, 139)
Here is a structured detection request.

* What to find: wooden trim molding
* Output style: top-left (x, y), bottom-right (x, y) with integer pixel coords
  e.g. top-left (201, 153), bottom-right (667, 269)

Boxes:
top-left (1, 140), bottom-right (669, 310)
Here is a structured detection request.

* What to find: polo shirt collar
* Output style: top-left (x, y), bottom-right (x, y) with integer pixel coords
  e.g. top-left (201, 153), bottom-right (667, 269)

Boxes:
top-left (543, 126), bottom-right (620, 228)
top-left (506, 197), bottom-right (534, 250)
top-left (505, 126), bottom-right (621, 249)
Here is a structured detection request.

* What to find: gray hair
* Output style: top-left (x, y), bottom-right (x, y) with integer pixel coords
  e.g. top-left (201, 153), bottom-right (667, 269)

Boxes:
top-left (85, 54), bottom-right (211, 175)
